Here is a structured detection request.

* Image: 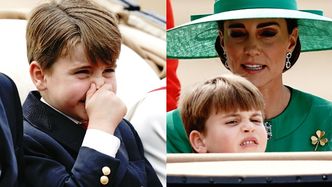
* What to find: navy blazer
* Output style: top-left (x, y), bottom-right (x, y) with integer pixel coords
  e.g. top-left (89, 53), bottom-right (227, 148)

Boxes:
top-left (0, 73), bottom-right (23, 187)
top-left (23, 91), bottom-right (162, 187)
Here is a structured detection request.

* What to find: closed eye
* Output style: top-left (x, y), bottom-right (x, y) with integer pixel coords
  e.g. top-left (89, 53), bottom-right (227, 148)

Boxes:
top-left (225, 120), bottom-right (238, 126)
top-left (230, 31), bottom-right (247, 38)
top-left (75, 69), bottom-right (90, 74)
top-left (250, 118), bottom-right (263, 125)
top-left (104, 68), bottom-right (115, 73)
top-left (73, 69), bottom-right (90, 79)
top-left (259, 29), bottom-right (277, 37)
top-left (103, 68), bottom-right (115, 78)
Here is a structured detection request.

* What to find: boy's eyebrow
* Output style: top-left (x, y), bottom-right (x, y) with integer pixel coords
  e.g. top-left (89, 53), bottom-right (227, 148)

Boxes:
top-left (251, 112), bottom-right (263, 117)
top-left (72, 64), bottom-right (91, 69)
top-left (223, 112), bottom-right (262, 118)
top-left (67, 64), bottom-right (91, 72)
top-left (106, 63), bottom-right (117, 69)
top-left (70, 63), bottom-right (117, 71)
top-left (223, 113), bottom-right (240, 118)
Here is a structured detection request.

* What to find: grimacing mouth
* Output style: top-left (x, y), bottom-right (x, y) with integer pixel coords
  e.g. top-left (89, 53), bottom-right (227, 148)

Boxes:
top-left (240, 138), bottom-right (258, 146)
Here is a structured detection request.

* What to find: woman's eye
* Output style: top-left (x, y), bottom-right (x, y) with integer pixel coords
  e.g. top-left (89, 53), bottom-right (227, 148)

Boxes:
top-left (260, 30), bottom-right (277, 37)
top-left (230, 31), bottom-right (246, 38)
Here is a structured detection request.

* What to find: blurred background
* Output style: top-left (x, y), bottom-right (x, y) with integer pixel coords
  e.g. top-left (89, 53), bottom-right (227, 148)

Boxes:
top-left (170, 0), bottom-right (332, 102)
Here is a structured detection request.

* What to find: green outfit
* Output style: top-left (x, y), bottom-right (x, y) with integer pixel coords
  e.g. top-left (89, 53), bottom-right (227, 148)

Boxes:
top-left (167, 87), bottom-right (332, 153)
top-left (167, 109), bottom-right (192, 153)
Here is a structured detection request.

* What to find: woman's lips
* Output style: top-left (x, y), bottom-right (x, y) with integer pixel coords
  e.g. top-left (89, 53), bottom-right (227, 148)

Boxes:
top-left (241, 64), bottom-right (265, 72)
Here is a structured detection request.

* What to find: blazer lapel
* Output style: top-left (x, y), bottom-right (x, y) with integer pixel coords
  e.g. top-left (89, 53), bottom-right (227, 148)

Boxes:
top-left (23, 91), bottom-right (86, 156)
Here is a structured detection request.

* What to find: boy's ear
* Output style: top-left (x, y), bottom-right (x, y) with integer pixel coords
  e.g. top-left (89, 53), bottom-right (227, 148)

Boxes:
top-left (29, 61), bottom-right (47, 91)
top-left (189, 130), bottom-right (208, 153)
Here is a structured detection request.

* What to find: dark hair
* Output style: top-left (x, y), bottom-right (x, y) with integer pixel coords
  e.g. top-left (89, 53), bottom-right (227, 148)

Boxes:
top-left (215, 19), bottom-right (301, 72)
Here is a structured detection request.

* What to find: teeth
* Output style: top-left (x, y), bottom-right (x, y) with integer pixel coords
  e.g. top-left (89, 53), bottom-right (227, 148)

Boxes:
top-left (241, 140), bottom-right (256, 146)
top-left (243, 64), bottom-right (263, 71)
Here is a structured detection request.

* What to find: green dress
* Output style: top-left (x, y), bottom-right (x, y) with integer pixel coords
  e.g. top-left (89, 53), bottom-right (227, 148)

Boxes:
top-left (167, 87), bottom-right (332, 153)
top-left (167, 109), bottom-right (192, 153)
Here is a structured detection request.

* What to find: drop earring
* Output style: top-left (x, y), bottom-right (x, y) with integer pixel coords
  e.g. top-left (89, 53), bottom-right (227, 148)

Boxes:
top-left (285, 52), bottom-right (292, 69)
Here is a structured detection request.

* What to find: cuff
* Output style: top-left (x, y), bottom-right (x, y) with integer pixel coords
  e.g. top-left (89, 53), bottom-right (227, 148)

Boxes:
top-left (82, 129), bottom-right (120, 157)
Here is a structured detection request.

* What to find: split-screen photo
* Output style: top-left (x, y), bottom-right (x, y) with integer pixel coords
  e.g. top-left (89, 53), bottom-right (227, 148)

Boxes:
top-left (1, 0), bottom-right (332, 186)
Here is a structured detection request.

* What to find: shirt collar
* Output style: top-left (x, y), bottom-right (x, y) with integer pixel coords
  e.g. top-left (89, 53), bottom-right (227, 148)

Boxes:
top-left (40, 97), bottom-right (82, 125)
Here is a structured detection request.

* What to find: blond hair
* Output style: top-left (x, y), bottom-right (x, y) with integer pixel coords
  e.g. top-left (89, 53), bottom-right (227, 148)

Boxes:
top-left (26, 0), bottom-right (121, 70)
top-left (180, 74), bottom-right (265, 136)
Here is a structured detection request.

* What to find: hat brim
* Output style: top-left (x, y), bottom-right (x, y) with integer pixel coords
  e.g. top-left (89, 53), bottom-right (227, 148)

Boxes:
top-left (167, 9), bottom-right (332, 59)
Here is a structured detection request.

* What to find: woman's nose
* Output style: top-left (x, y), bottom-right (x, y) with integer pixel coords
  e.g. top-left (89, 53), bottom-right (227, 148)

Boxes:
top-left (244, 36), bottom-right (261, 56)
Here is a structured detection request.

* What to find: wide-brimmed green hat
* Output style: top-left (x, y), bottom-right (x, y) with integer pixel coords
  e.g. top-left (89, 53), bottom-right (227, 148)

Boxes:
top-left (167, 0), bottom-right (332, 59)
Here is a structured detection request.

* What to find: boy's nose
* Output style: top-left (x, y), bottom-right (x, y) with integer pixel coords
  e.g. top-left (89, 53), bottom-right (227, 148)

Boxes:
top-left (242, 122), bottom-right (255, 133)
top-left (94, 76), bottom-right (105, 89)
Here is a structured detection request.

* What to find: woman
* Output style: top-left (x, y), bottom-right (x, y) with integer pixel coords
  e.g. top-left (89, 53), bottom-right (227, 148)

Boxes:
top-left (167, 0), bottom-right (332, 152)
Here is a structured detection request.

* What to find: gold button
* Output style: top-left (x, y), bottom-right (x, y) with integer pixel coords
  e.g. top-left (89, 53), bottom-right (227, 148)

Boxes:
top-left (100, 176), bottom-right (109, 185)
top-left (102, 166), bottom-right (111, 176)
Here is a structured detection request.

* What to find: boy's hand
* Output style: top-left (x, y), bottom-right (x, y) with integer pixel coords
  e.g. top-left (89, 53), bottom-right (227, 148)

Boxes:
top-left (85, 83), bottom-right (127, 134)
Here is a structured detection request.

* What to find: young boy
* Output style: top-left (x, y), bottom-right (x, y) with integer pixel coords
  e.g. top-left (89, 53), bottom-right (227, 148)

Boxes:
top-left (23, 0), bottom-right (161, 186)
top-left (180, 74), bottom-right (268, 153)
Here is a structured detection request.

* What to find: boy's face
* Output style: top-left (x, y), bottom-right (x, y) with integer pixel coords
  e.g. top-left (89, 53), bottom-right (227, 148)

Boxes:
top-left (190, 109), bottom-right (267, 153)
top-left (39, 43), bottom-right (117, 122)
